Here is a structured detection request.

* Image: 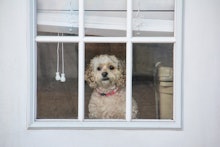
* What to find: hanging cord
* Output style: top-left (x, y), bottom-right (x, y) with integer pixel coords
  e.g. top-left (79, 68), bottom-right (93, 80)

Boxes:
top-left (55, 33), bottom-right (61, 81)
top-left (134, 0), bottom-right (144, 35)
top-left (60, 33), bottom-right (66, 82)
top-left (68, 0), bottom-right (74, 32)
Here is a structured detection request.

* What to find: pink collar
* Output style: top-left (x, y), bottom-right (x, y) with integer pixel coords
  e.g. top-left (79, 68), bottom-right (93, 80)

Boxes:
top-left (96, 87), bottom-right (119, 97)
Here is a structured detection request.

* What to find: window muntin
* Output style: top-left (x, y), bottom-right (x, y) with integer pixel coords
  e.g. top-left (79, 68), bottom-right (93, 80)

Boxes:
top-left (30, 0), bottom-right (182, 129)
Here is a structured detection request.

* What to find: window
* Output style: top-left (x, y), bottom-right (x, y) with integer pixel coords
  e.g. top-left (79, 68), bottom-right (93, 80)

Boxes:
top-left (28, 0), bottom-right (183, 129)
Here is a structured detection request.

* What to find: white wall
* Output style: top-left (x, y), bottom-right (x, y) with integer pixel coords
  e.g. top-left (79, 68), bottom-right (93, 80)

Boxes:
top-left (0, 0), bottom-right (220, 147)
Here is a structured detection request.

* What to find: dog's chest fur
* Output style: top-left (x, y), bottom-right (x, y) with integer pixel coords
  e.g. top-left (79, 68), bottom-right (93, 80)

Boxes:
top-left (88, 88), bottom-right (126, 119)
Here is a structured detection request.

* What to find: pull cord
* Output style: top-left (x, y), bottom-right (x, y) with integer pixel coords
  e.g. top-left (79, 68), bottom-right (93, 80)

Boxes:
top-left (55, 33), bottom-right (66, 82)
top-left (55, 33), bottom-right (61, 81)
top-left (60, 40), bottom-right (66, 82)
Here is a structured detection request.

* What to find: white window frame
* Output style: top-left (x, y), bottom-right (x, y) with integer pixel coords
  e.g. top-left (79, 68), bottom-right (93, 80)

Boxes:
top-left (27, 0), bottom-right (183, 129)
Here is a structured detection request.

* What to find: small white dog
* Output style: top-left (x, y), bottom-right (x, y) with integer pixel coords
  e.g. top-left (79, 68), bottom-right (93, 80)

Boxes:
top-left (85, 54), bottom-right (138, 119)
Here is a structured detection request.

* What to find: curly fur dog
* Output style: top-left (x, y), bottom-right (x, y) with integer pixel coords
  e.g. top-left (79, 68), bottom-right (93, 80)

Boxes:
top-left (85, 54), bottom-right (138, 119)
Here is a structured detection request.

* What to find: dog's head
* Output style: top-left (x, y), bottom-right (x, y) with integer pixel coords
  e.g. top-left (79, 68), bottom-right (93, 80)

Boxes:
top-left (85, 54), bottom-right (126, 89)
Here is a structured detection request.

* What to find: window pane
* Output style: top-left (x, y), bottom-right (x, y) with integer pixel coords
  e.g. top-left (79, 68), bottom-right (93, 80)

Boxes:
top-left (85, 43), bottom-right (126, 119)
top-left (37, 0), bottom-right (79, 36)
top-left (37, 43), bottom-right (78, 119)
top-left (132, 43), bottom-right (173, 119)
top-left (132, 0), bottom-right (174, 37)
top-left (84, 0), bottom-right (126, 37)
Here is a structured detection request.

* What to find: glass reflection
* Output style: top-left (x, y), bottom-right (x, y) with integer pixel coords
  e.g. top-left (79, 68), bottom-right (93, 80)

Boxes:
top-left (132, 43), bottom-right (173, 119)
top-left (37, 0), bottom-right (79, 36)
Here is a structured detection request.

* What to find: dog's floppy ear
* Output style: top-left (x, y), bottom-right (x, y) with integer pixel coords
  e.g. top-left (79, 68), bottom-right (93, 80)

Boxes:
top-left (85, 61), bottom-right (97, 88)
top-left (117, 59), bottom-right (126, 87)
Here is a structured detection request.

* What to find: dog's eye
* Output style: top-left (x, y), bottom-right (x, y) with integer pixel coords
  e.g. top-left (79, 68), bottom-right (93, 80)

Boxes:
top-left (109, 65), bottom-right (115, 70)
top-left (97, 67), bottom-right (101, 71)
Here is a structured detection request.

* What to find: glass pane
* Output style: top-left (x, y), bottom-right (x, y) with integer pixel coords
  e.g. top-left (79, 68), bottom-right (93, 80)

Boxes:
top-left (132, 43), bottom-right (173, 119)
top-left (84, 0), bottom-right (126, 37)
top-left (37, 0), bottom-right (79, 36)
top-left (132, 0), bottom-right (174, 37)
top-left (37, 43), bottom-right (78, 119)
top-left (85, 43), bottom-right (126, 119)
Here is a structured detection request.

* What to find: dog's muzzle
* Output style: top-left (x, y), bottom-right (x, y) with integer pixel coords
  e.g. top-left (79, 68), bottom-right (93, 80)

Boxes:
top-left (102, 72), bottom-right (109, 81)
top-left (102, 72), bottom-right (108, 77)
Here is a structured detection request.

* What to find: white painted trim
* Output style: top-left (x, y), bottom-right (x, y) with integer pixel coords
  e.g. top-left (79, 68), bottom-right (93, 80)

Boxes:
top-left (28, 119), bottom-right (180, 129)
top-left (126, 42), bottom-right (133, 121)
top-left (27, 0), bottom-right (37, 128)
top-left (35, 36), bottom-right (176, 43)
top-left (172, 0), bottom-right (183, 128)
top-left (37, 0), bottom-right (174, 11)
top-left (35, 36), bottom-right (80, 42)
top-left (28, 0), bottom-right (183, 129)
top-left (78, 42), bottom-right (85, 121)
top-left (125, 0), bottom-right (133, 121)
top-left (78, 0), bottom-right (85, 122)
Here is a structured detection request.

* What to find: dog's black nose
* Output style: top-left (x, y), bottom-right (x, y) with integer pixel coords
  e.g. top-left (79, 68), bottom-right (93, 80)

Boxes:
top-left (102, 72), bottom-right (108, 77)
